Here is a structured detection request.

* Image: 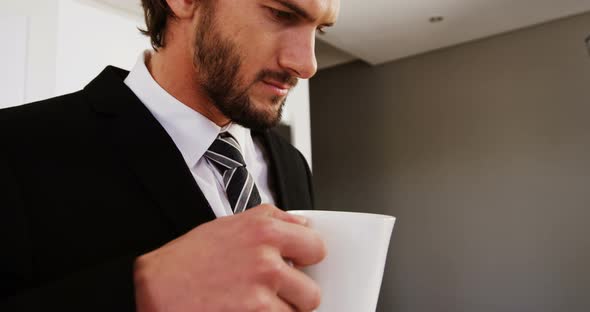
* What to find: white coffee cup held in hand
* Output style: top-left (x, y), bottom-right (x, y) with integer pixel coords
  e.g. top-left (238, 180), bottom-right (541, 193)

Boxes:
top-left (288, 210), bottom-right (395, 312)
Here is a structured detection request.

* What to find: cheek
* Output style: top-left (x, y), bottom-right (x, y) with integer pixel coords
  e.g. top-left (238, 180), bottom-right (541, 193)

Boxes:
top-left (218, 1), bottom-right (283, 76)
top-left (235, 29), bottom-right (280, 75)
top-left (236, 51), bottom-right (267, 86)
top-left (234, 61), bottom-right (259, 88)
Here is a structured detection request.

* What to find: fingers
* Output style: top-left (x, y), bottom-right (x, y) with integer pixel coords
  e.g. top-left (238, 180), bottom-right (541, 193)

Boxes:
top-left (246, 205), bottom-right (326, 267)
top-left (258, 291), bottom-right (297, 312)
top-left (237, 205), bottom-right (324, 311)
top-left (273, 299), bottom-right (297, 312)
top-left (262, 204), bottom-right (309, 226)
top-left (278, 265), bottom-right (322, 312)
top-left (275, 221), bottom-right (326, 266)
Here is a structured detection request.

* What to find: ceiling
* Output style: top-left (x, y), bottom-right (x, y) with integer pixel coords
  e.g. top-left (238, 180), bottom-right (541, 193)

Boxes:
top-left (95, 0), bottom-right (590, 69)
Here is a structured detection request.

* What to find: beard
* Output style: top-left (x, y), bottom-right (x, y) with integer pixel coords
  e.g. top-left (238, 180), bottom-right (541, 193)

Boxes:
top-left (193, 3), bottom-right (297, 130)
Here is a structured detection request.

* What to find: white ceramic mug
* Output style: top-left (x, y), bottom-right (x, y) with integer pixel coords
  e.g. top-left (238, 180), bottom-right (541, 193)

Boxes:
top-left (288, 210), bottom-right (395, 312)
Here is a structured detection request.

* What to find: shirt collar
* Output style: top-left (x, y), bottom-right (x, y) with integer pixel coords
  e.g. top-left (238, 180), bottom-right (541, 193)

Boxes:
top-left (124, 50), bottom-right (252, 167)
top-left (223, 123), bottom-right (249, 154)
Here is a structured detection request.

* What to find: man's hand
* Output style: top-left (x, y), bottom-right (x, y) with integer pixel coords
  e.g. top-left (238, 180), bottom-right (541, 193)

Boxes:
top-left (133, 205), bottom-right (326, 312)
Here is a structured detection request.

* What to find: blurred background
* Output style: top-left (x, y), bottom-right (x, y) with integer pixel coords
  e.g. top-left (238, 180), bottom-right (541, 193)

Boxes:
top-left (2, 0), bottom-right (590, 311)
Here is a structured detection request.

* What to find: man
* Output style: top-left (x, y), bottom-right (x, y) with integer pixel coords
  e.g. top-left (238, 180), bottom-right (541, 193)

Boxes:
top-left (0, 0), bottom-right (339, 310)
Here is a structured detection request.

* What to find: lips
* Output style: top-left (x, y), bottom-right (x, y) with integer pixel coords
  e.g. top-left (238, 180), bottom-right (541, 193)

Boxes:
top-left (262, 79), bottom-right (292, 91)
top-left (260, 79), bottom-right (292, 97)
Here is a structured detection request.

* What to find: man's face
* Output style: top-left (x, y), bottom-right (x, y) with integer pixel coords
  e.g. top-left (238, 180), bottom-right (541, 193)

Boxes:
top-left (193, 0), bottom-right (339, 129)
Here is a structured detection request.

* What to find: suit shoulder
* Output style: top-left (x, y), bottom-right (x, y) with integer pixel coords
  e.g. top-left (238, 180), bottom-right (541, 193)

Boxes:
top-left (0, 91), bottom-right (86, 120)
top-left (0, 91), bottom-right (89, 131)
top-left (0, 91), bottom-right (93, 150)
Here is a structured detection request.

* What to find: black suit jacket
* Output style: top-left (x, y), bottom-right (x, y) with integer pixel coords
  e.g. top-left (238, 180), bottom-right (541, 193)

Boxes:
top-left (0, 66), bottom-right (314, 310)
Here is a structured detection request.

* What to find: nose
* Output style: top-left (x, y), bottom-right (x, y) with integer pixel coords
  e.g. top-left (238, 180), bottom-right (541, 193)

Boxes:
top-left (278, 30), bottom-right (318, 79)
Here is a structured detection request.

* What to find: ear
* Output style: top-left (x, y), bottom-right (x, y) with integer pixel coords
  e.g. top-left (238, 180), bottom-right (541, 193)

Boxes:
top-left (166, 0), bottom-right (198, 19)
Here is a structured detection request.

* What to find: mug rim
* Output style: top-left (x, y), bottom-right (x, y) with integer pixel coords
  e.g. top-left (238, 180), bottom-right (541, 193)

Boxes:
top-left (288, 210), bottom-right (396, 222)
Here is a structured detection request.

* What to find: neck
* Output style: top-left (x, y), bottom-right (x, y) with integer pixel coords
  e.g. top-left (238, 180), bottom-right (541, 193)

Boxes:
top-left (147, 47), bottom-right (231, 127)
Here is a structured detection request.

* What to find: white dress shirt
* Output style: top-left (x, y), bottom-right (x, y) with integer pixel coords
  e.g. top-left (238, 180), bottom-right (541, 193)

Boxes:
top-left (124, 50), bottom-right (277, 217)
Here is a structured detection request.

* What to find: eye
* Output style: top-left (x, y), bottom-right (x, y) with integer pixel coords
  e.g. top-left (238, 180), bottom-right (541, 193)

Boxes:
top-left (268, 7), bottom-right (298, 24)
top-left (316, 27), bottom-right (327, 35)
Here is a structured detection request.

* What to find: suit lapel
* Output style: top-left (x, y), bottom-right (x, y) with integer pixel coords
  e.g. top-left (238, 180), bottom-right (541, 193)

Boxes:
top-left (255, 129), bottom-right (290, 210)
top-left (87, 66), bottom-right (215, 236)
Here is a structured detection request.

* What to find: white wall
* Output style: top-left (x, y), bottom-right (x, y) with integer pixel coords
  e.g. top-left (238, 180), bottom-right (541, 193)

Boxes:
top-left (55, 0), bottom-right (150, 95)
top-left (0, 0), bottom-right (59, 103)
top-left (0, 0), bottom-right (149, 102)
top-left (0, 16), bottom-right (28, 108)
top-left (282, 79), bottom-right (313, 168)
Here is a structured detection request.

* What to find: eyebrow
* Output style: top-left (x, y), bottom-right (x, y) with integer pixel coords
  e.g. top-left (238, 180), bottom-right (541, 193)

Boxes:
top-left (272, 0), bottom-right (335, 27)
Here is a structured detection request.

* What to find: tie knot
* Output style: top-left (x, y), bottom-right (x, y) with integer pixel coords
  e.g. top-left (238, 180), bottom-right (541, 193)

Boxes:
top-left (204, 133), bottom-right (246, 172)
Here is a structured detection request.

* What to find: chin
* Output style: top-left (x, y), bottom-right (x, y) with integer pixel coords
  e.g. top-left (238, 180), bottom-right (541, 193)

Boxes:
top-left (253, 93), bottom-right (285, 109)
top-left (241, 103), bottom-right (283, 130)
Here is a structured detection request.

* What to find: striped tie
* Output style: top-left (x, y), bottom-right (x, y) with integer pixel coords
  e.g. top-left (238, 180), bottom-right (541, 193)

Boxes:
top-left (204, 133), bottom-right (262, 214)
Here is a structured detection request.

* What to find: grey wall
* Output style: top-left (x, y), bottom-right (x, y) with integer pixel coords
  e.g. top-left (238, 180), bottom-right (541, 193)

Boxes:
top-left (310, 12), bottom-right (590, 312)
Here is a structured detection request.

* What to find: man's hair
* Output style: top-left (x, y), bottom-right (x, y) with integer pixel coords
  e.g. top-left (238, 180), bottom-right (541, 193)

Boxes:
top-left (139, 0), bottom-right (176, 49)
